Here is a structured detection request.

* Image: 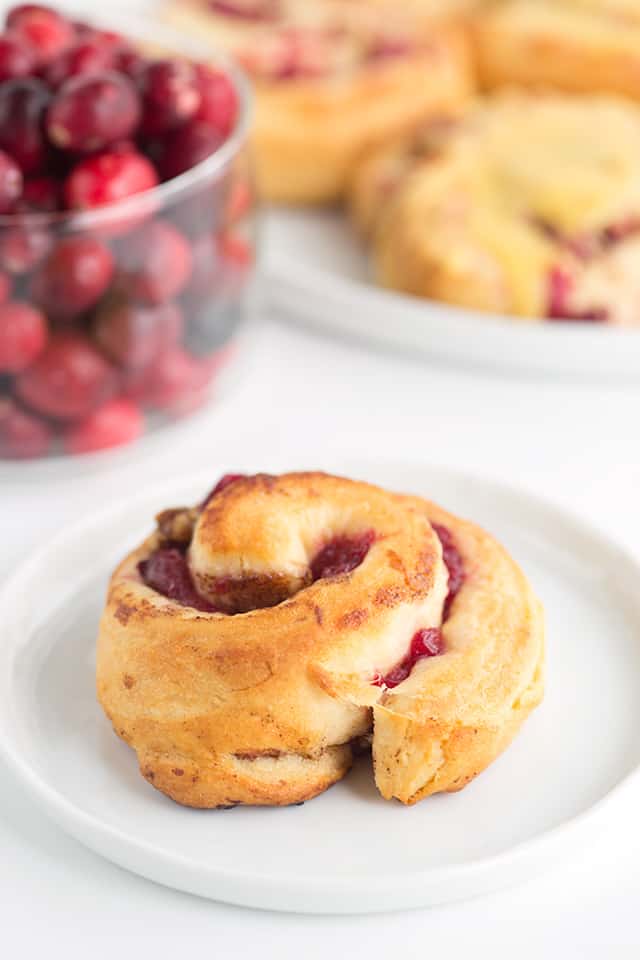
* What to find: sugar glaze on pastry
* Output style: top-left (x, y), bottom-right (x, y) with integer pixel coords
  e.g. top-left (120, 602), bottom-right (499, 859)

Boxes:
top-left (97, 472), bottom-right (544, 808)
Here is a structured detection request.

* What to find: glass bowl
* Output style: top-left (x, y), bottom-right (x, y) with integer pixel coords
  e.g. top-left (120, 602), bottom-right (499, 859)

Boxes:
top-left (0, 9), bottom-right (256, 460)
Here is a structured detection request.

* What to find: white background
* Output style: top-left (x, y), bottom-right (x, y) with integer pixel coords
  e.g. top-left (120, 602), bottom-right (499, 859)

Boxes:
top-left (2, 0), bottom-right (640, 954)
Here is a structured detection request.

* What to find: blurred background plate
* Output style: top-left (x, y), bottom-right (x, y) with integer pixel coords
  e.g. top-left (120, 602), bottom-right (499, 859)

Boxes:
top-left (265, 209), bottom-right (640, 380)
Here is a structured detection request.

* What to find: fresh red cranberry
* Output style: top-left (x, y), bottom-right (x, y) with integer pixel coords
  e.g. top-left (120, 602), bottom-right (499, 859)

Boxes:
top-left (7, 5), bottom-right (74, 65)
top-left (0, 78), bottom-right (51, 175)
top-left (432, 523), bottom-right (465, 617)
top-left (0, 396), bottom-right (51, 458)
top-left (94, 295), bottom-right (176, 370)
top-left (194, 64), bottom-right (237, 137)
top-left (64, 148), bottom-right (158, 212)
top-left (0, 222), bottom-right (50, 273)
top-left (118, 220), bottom-right (192, 304)
top-left (0, 150), bottom-right (22, 213)
top-left (19, 174), bottom-right (59, 211)
top-left (43, 40), bottom-right (114, 88)
top-left (0, 32), bottom-right (35, 81)
top-left (47, 71), bottom-right (140, 152)
top-left (159, 120), bottom-right (224, 181)
top-left (64, 396), bottom-right (143, 454)
top-left (139, 546), bottom-right (218, 611)
top-left (138, 58), bottom-right (201, 136)
top-left (0, 299), bottom-right (46, 371)
top-left (15, 333), bottom-right (114, 419)
top-left (31, 236), bottom-right (114, 318)
top-left (373, 628), bottom-right (444, 689)
top-left (311, 531), bottom-right (375, 580)
top-left (126, 344), bottom-right (201, 411)
top-left (200, 472), bottom-right (246, 507)
top-left (209, 0), bottom-right (280, 18)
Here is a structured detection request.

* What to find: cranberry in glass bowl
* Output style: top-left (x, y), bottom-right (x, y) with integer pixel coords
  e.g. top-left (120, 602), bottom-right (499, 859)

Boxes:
top-left (0, 4), bottom-right (255, 460)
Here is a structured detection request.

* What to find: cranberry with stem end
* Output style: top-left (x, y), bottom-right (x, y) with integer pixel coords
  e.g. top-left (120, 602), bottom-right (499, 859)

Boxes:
top-left (0, 150), bottom-right (22, 212)
top-left (43, 40), bottom-right (115, 88)
top-left (0, 396), bottom-right (51, 458)
top-left (47, 71), bottom-right (141, 152)
top-left (0, 300), bottom-right (47, 371)
top-left (194, 64), bottom-right (237, 137)
top-left (0, 32), bottom-right (35, 81)
top-left (64, 149), bottom-right (158, 209)
top-left (7, 4), bottom-right (75, 66)
top-left (15, 333), bottom-right (115, 419)
top-left (138, 58), bottom-right (201, 136)
top-left (31, 236), bottom-right (114, 318)
top-left (64, 397), bottom-right (144, 454)
top-left (118, 220), bottom-right (192, 305)
top-left (0, 77), bottom-right (51, 175)
top-left (158, 120), bottom-right (224, 181)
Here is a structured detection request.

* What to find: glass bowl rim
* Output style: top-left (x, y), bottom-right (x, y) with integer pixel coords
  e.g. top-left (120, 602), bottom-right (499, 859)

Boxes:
top-left (0, 7), bottom-right (253, 231)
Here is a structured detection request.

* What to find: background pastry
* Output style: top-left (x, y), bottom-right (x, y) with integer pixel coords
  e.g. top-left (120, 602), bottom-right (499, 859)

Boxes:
top-left (164, 0), bottom-right (474, 203)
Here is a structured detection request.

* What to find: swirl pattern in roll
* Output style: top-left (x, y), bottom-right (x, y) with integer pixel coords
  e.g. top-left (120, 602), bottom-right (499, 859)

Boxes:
top-left (97, 472), bottom-right (544, 807)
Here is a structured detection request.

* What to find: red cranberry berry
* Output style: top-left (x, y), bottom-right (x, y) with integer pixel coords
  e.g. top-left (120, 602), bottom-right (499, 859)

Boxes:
top-left (119, 220), bottom-right (192, 304)
top-left (31, 236), bottom-right (114, 318)
top-left (159, 120), bottom-right (224, 181)
top-left (0, 32), bottom-right (35, 81)
top-left (94, 295), bottom-right (165, 370)
top-left (43, 40), bottom-right (114, 88)
top-left (0, 396), bottom-right (51, 458)
top-left (64, 149), bottom-right (158, 211)
top-left (64, 397), bottom-right (143, 454)
top-left (47, 71), bottom-right (140, 152)
top-left (116, 48), bottom-right (145, 78)
top-left (15, 333), bottom-right (114, 419)
top-left (7, 4), bottom-right (74, 65)
top-left (19, 175), bottom-right (59, 211)
top-left (201, 472), bottom-right (245, 507)
top-left (138, 58), bottom-right (201, 136)
top-left (194, 64), bottom-right (237, 137)
top-left (139, 546), bottom-right (217, 611)
top-left (0, 222), bottom-right (50, 273)
top-left (127, 344), bottom-right (200, 411)
top-left (0, 299), bottom-right (46, 371)
top-left (0, 149), bottom-right (22, 212)
top-left (0, 77), bottom-right (51, 175)
top-left (311, 531), bottom-right (375, 580)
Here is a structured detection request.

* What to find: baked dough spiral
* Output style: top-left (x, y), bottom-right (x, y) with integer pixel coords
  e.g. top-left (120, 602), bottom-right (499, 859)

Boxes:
top-left (97, 472), bottom-right (544, 808)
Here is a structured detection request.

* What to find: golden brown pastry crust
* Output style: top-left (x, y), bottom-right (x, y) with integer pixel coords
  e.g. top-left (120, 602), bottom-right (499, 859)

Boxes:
top-left (97, 472), bottom-right (543, 808)
top-left (164, 0), bottom-right (474, 203)
top-left (473, 0), bottom-right (640, 102)
top-left (356, 92), bottom-right (640, 324)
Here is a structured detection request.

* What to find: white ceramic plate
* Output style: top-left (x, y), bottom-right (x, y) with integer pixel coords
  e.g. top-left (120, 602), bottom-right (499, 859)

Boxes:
top-left (1, 461), bottom-right (640, 914)
top-left (265, 209), bottom-right (640, 380)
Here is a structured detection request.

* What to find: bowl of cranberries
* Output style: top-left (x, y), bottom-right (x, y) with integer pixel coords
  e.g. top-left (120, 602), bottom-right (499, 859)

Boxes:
top-left (0, 3), bottom-right (255, 460)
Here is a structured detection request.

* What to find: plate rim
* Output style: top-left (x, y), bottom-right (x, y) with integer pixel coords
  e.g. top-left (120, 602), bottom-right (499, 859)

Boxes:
top-left (1, 460), bottom-right (639, 912)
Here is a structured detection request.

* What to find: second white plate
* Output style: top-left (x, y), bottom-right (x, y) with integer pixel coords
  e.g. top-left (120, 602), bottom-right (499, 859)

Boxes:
top-left (266, 209), bottom-right (640, 380)
top-left (1, 461), bottom-right (639, 913)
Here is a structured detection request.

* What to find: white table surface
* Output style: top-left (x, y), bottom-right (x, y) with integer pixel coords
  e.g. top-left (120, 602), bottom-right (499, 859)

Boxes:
top-left (2, 0), bottom-right (640, 950)
top-left (2, 313), bottom-right (640, 957)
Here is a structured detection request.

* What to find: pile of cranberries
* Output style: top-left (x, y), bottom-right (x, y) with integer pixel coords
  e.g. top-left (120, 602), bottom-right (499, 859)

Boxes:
top-left (0, 4), bottom-right (253, 459)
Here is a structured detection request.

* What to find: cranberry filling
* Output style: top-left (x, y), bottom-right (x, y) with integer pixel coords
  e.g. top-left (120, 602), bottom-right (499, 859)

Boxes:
top-left (138, 546), bottom-right (217, 612)
top-left (200, 472), bottom-right (246, 507)
top-left (372, 524), bottom-right (465, 689)
top-left (208, 0), bottom-right (280, 20)
top-left (546, 266), bottom-right (608, 323)
top-left (311, 531), bottom-right (375, 581)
